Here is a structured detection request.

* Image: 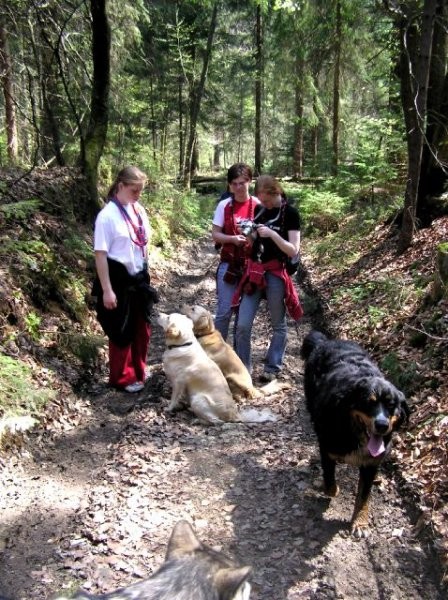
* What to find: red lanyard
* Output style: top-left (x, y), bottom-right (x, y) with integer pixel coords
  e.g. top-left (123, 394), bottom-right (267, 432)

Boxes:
top-left (112, 198), bottom-right (148, 256)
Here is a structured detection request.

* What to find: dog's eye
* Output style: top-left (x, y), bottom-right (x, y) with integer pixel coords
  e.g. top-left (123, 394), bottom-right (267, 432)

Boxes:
top-left (385, 400), bottom-right (398, 412)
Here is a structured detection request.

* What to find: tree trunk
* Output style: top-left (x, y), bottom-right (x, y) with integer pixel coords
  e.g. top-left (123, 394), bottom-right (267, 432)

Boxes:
top-left (183, 1), bottom-right (218, 188)
top-left (398, 0), bottom-right (438, 253)
top-left (191, 136), bottom-right (199, 176)
top-left (237, 85), bottom-right (244, 162)
top-left (332, 0), bottom-right (342, 176)
top-left (254, 4), bottom-right (262, 176)
top-left (292, 54), bottom-right (304, 179)
top-left (178, 77), bottom-right (184, 178)
top-left (213, 144), bottom-right (221, 170)
top-left (82, 0), bottom-right (111, 220)
top-left (427, 242), bottom-right (448, 302)
top-left (0, 25), bottom-right (18, 163)
top-left (416, 0), bottom-right (448, 226)
top-left (311, 70), bottom-right (320, 169)
top-left (41, 42), bottom-right (65, 166)
top-left (149, 75), bottom-right (157, 167)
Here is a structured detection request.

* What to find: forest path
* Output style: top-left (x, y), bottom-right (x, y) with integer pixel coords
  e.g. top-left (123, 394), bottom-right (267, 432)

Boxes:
top-left (0, 238), bottom-right (444, 600)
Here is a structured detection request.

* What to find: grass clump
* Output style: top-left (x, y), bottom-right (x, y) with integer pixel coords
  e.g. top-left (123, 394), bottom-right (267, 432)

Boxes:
top-left (0, 354), bottom-right (55, 420)
top-left (0, 199), bottom-right (41, 221)
top-left (379, 351), bottom-right (421, 396)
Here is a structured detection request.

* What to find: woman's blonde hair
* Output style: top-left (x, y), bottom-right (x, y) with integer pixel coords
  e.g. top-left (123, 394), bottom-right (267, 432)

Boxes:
top-left (255, 175), bottom-right (283, 196)
top-left (107, 166), bottom-right (147, 198)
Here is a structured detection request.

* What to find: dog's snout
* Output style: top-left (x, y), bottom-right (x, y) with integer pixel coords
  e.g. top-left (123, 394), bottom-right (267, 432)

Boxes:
top-left (373, 415), bottom-right (389, 434)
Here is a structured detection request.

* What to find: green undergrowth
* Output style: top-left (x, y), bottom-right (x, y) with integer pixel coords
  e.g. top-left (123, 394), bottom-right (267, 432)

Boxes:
top-left (0, 354), bottom-right (55, 420)
top-left (284, 176), bottom-right (403, 239)
top-left (143, 182), bottom-right (216, 256)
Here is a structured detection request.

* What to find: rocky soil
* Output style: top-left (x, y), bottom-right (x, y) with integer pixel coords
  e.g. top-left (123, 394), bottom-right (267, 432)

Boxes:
top-left (0, 238), bottom-right (445, 600)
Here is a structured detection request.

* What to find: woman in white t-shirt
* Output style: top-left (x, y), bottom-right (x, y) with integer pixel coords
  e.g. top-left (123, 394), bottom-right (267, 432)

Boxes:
top-left (93, 166), bottom-right (154, 393)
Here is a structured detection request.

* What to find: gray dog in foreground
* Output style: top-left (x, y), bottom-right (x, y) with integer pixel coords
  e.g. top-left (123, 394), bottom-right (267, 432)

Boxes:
top-left (53, 520), bottom-right (252, 599)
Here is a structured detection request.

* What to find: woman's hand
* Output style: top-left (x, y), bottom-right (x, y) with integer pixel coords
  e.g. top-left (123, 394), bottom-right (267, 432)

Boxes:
top-left (233, 234), bottom-right (248, 246)
top-left (256, 224), bottom-right (276, 240)
top-left (257, 226), bottom-right (300, 258)
top-left (103, 289), bottom-right (117, 310)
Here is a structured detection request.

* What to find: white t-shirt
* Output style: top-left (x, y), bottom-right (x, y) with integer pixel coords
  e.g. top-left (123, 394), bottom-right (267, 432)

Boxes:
top-left (94, 200), bottom-right (151, 275)
top-left (212, 196), bottom-right (260, 228)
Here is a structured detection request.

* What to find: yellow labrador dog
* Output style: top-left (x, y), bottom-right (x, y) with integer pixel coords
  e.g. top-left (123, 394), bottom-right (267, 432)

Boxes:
top-left (157, 312), bottom-right (276, 424)
top-left (181, 304), bottom-right (257, 399)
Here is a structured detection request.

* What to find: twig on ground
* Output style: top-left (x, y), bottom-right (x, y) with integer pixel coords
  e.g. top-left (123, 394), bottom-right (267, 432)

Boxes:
top-left (404, 323), bottom-right (448, 342)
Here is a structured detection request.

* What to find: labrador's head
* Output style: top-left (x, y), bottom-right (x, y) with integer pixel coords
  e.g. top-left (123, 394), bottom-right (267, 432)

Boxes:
top-left (181, 304), bottom-right (214, 336)
top-left (157, 312), bottom-right (195, 345)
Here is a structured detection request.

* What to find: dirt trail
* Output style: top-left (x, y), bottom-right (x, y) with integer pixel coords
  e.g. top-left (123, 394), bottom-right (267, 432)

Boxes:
top-left (0, 239), bottom-right (444, 600)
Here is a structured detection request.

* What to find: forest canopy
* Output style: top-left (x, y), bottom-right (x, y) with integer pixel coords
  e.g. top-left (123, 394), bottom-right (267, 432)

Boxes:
top-left (0, 0), bottom-right (447, 247)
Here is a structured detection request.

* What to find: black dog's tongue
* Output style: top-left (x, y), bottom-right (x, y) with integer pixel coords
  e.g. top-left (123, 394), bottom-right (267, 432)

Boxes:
top-left (367, 434), bottom-right (386, 457)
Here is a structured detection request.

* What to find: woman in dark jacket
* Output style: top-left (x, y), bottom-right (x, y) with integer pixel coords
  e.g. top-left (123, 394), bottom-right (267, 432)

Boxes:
top-left (232, 175), bottom-right (302, 381)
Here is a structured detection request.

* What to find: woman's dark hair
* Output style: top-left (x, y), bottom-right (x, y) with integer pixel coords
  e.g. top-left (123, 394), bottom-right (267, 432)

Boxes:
top-left (227, 163), bottom-right (253, 184)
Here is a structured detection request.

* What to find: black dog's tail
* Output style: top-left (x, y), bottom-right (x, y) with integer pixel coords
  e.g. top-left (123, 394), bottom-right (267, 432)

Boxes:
top-left (301, 330), bottom-right (328, 360)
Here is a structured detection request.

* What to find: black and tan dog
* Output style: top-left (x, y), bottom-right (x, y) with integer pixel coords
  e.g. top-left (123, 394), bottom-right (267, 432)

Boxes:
top-left (56, 520), bottom-right (252, 599)
top-left (301, 330), bottom-right (409, 536)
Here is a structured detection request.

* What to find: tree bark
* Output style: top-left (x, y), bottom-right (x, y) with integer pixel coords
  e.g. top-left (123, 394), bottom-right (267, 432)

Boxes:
top-left (254, 4), bottom-right (262, 176)
top-left (332, 0), bottom-right (342, 176)
top-left (183, 1), bottom-right (218, 189)
top-left (41, 41), bottom-right (65, 166)
top-left (398, 0), bottom-right (438, 253)
top-left (292, 54), bottom-right (304, 179)
top-left (82, 0), bottom-right (111, 220)
top-left (416, 0), bottom-right (448, 225)
top-left (178, 76), bottom-right (184, 178)
top-left (0, 24), bottom-right (18, 163)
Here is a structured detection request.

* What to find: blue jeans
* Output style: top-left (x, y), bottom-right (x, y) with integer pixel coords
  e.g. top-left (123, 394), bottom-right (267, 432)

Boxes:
top-left (235, 272), bottom-right (287, 374)
top-left (214, 262), bottom-right (239, 341)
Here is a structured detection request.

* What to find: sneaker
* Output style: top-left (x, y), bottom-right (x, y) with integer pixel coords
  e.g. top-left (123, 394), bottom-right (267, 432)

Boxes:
top-left (124, 382), bottom-right (144, 393)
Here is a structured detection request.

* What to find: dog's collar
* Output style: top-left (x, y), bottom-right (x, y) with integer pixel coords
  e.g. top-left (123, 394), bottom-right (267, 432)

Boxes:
top-left (194, 331), bottom-right (211, 338)
top-left (167, 341), bottom-right (193, 350)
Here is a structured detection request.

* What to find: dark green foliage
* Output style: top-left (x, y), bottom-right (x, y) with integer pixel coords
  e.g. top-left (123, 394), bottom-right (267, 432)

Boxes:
top-left (380, 352), bottom-right (421, 396)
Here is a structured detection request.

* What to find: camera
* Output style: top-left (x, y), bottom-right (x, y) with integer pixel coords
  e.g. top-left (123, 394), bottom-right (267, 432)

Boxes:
top-left (237, 218), bottom-right (259, 237)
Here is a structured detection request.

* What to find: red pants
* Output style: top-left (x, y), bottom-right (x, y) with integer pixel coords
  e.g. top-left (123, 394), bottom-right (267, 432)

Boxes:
top-left (108, 311), bottom-right (151, 388)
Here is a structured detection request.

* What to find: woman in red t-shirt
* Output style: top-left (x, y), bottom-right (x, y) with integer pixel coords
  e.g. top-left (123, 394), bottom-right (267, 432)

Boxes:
top-left (211, 163), bottom-right (260, 342)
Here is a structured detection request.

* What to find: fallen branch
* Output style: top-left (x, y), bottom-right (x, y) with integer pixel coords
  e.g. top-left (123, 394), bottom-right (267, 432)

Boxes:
top-left (404, 323), bottom-right (448, 342)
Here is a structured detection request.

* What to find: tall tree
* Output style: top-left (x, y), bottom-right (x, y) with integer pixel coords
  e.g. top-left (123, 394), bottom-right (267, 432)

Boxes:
top-left (0, 24), bottom-right (18, 162)
top-left (254, 3), bottom-right (263, 175)
top-left (183, 1), bottom-right (218, 188)
top-left (82, 0), bottom-right (111, 218)
top-left (292, 52), bottom-right (305, 179)
top-left (332, 0), bottom-right (342, 176)
top-left (416, 0), bottom-right (448, 225)
top-left (394, 0), bottom-right (438, 252)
